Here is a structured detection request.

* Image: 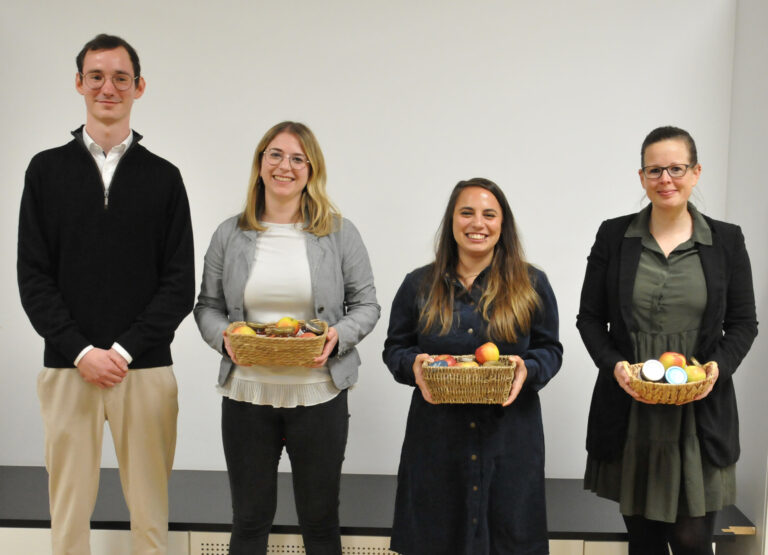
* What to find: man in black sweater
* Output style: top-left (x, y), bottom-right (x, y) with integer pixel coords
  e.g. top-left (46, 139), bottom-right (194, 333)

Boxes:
top-left (17, 34), bottom-right (195, 555)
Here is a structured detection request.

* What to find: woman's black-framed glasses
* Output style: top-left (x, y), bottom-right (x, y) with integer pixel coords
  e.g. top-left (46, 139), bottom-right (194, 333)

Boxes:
top-left (641, 164), bottom-right (694, 179)
top-left (262, 148), bottom-right (310, 170)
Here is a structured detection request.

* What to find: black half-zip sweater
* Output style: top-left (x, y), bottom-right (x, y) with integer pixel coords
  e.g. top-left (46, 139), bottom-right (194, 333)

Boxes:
top-left (17, 126), bottom-right (195, 370)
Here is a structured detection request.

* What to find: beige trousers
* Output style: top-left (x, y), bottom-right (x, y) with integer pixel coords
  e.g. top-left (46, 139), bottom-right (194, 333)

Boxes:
top-left (37, 366), bottom-right (178, 555)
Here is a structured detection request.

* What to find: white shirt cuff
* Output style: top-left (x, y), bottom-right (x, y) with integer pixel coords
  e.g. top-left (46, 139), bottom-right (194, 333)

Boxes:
top-left (74, 345), bottom-right (95, 367)
top-left (111, 343), bottom-right (133, 365)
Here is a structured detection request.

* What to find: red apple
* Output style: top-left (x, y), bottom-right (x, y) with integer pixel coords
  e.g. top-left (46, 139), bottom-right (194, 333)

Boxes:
top-left (475, 342), bottom-right (499, 365)
top-left (298, 331), bottom-right (317, 338)
top-left (276, 316), bottom-right (300, 335)
top-left (659, 351), bottom-right (686, 370)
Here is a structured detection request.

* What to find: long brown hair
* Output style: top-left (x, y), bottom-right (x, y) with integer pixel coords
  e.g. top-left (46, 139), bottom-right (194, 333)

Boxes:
top-left (238, 121), bottom-right (340, 236)
top-left (419, 178), bottom-right (540, 342)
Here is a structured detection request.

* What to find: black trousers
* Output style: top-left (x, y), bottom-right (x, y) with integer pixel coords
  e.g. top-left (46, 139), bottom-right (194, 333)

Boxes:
top-left (222, 390), bottom-right (349, 555)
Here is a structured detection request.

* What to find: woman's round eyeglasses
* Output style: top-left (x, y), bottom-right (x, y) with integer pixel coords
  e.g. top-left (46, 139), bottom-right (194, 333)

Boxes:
top-left (262, 148), bottom-right (310, 170)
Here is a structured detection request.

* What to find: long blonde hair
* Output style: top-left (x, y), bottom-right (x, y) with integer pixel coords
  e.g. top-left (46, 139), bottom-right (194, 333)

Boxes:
top-left (238, 121), bottom-right (340, 236)
top-left (419, 178), bottom-right (540, 342)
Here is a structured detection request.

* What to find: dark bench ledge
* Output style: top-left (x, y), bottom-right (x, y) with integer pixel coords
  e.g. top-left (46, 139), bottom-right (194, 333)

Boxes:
top-left (0, 466), bottom-right (755, 543)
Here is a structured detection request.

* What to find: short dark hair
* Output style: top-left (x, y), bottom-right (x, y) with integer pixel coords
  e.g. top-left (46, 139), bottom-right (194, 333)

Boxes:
top-left (76, 34), bottom-right (141, 79)
top-left (641, 126), bottom-right (698, 167)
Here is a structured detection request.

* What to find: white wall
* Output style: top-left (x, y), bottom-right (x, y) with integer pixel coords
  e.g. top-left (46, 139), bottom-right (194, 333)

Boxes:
top-left (0, 0), bottom-right (747, 482)
top-left (726, 0), bottom-right (768, 552)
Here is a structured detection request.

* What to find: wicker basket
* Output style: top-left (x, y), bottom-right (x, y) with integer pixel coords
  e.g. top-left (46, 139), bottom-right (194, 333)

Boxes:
top-left (626, 362), bottom-right (715, 404)
top-left (225, 320), bottom-right (328, 367)
top-left (422, 355), bottom-right (516, 404)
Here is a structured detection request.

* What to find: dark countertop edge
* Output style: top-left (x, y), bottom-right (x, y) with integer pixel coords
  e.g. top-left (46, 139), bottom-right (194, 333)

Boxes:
top-left (0, 519), bottom-right (748, 542)
top-left (1, 467), bottom-right (755, 541)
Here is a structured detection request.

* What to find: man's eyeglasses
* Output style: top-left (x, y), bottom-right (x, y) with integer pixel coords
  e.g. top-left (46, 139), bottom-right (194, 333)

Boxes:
top-left (262, 148), bottom-right (310, 170)
top-left (641, 164), bottom-right (694, 179)
top-left (79, 71), bottom-right (138, 91)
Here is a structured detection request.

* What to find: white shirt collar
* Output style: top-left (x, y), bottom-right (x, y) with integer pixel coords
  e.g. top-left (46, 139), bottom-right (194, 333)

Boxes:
top-left (82, 128), bottom-right (133, 156)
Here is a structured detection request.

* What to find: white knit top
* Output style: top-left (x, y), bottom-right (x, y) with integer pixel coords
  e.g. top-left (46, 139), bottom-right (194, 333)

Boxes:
top-left (218, 222), bottom-right (339, 407)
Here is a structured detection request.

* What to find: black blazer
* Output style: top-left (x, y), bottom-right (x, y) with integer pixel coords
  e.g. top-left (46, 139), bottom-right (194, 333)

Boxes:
top-left (576, 209), bottom-right (757, 467)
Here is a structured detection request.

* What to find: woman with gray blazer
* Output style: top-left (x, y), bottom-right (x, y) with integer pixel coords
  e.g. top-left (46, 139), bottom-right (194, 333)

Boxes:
top-left (194, 121), bottom-right (380, 555)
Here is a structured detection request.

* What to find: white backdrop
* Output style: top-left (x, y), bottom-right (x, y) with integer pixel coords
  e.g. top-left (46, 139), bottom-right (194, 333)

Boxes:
top-left (0, 0), bottom-right (748, 479)
top-left (725, 0), bottom-right (768, 550)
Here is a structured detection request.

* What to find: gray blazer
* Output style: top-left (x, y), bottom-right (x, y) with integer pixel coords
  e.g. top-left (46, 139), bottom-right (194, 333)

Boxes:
top-left (194, 215), bottom-right (380, 389)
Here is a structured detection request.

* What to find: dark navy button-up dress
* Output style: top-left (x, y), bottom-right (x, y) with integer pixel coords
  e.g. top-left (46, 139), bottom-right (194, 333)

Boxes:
top-left (383, 264), bottom-right (562, 555)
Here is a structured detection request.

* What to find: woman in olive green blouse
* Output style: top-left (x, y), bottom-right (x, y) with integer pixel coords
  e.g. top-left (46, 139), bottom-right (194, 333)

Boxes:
top-left (577, 126), bottom-right (758, 554)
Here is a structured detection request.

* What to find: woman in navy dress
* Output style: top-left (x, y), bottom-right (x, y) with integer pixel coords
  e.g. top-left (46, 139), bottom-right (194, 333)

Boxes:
top-left (383, 178), bottom-right (563, 555)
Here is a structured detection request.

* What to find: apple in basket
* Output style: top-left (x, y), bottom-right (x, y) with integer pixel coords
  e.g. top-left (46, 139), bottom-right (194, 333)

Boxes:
top-left (276, 316), bottom-right (300, 335)
top-left (456, 360), bottom-right (479, 367)
top-left (232, 325), bottom-right (257, 336)
top-left (659, 351), bottom-right (686, 370)
top-left (434, 354), bottom-right (458, 366)
top-left (298, 331), bottom-right (317, 338)
top-left (475, 342), bottom-right (499, 365)
top-left (685, 364), bottom-right (707, 382)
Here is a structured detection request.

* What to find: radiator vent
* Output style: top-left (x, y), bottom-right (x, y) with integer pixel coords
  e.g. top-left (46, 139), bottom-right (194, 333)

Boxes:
top-left (195, 539), bottom-right (231, 554)
top-left (190, 533), bottom-right (395, 555)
